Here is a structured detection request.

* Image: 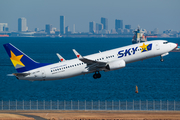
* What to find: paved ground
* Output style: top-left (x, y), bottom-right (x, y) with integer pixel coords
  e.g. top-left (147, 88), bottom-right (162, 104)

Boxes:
top-left (0, 110), bottom-right (180, 120)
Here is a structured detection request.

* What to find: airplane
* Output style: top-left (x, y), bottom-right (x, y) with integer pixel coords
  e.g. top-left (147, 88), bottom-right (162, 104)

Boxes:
top-left (3, 40), bottom-right (178, 81)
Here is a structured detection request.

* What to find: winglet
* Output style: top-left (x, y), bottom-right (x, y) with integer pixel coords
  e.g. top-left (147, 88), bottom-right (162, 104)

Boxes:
top-left (56, 53), bottom-right (66, 62)
top-left (72, 49), bottom-right (83, 58)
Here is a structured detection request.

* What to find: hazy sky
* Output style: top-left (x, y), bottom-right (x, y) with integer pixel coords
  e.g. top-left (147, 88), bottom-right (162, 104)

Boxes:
top-left (0, 0), bottom-right (179, 32)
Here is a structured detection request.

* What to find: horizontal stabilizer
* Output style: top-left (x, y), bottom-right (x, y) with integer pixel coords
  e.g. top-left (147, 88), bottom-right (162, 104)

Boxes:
top-left (13, 73), bottom-right (30, 77)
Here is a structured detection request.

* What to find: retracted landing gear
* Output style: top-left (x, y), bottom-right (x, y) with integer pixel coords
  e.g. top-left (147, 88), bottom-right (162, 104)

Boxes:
top-left (93, 71), bottom-right (101, 79)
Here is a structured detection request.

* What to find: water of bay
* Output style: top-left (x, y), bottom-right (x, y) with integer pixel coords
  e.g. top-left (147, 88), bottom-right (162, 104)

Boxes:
top-left (0, 37), bottom-right (180, 101)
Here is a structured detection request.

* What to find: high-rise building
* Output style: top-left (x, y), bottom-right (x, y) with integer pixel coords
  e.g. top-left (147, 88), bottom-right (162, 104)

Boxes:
top-left (115, 19), bottom-right (123, 32)
top-left (96, 23), bottom-right (103, 31)
top-left (45, 24), bottom-right (52, 34)
top-left (101, 17), bottom-right (108, 30)
top-left (125, 25), bottom-right (131, 29)
top-left (18, 17), bottom-right (28, 32)
top-left (0, 23), bottom-right (8, 31)
top-left (65, 26), bottom-right (70, 34)
top-left (60, 16), bottom-right (65, 34)
top-left (89, 21), bottom-right (96, 33)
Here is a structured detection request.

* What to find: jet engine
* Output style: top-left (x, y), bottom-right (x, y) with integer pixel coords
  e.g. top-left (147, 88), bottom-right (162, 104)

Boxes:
top-left (106, 59), bottom-right (126, 71)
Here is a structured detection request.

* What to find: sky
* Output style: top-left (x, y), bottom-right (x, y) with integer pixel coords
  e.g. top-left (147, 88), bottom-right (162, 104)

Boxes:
top-left (0, 0), bottom-right (180, 33)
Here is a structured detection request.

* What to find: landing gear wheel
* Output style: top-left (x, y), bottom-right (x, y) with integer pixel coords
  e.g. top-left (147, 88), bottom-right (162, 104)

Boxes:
top-left (93, 71), bottom-right (101, 79)
top-left (160, 58), bottom-right (164, 62)
top-left (93, 74), bottom-right (97, 79)
top-left (97, 73), bottom-right (101, 78)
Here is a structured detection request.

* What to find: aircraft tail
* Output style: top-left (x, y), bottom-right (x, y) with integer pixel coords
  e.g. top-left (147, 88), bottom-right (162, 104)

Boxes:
top-left (3, 43), bottom-right (50, 73)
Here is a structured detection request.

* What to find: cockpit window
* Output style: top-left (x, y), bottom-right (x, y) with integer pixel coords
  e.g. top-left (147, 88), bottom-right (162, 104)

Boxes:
top-left (163, 41), bottom-right (168, 44)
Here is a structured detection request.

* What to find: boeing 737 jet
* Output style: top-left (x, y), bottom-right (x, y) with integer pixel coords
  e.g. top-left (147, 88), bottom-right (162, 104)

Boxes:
top-left (3, 40), bottom-right (178, 81)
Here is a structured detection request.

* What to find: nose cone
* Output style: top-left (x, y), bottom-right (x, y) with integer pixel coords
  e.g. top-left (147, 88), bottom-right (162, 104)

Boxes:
top-left (169, 42), bottom-right (177, 50)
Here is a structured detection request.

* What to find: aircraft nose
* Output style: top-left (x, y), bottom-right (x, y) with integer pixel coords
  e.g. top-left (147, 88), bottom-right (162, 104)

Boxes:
top-left (173, 43), bottom-right (177, 49)
top-left (170, 43), bottom-right (177, 49)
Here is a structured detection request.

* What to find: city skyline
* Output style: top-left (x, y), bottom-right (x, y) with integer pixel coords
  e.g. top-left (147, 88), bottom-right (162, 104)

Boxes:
top-left (0, 0), bottom-right (180, 32)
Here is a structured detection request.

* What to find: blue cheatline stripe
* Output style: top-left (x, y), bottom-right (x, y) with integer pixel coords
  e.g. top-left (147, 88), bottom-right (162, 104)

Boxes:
top-left (3, 43), bottom-right (51, 73)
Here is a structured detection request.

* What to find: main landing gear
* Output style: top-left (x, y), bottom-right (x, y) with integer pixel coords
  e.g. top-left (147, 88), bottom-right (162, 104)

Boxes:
top-left (93, 71), bottom-right (101, 79)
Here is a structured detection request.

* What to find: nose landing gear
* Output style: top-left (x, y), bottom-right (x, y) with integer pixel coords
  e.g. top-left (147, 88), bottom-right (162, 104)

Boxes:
top-left (160, 56), bottom-right (164, 62)
top-left (93, 71), bottom-right (101, 79)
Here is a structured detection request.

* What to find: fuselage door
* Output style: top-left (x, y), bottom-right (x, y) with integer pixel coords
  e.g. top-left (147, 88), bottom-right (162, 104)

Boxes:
top-left (156, 42), bottom-right (160, 50)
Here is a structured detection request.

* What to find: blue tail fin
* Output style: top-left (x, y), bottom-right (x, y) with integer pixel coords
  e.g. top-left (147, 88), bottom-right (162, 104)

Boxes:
top-left (3, 43), bottom-right (50, 73)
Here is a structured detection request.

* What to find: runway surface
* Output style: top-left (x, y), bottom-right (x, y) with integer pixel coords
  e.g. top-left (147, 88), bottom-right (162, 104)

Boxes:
top-left (1, 110), bottom-right (180, 120)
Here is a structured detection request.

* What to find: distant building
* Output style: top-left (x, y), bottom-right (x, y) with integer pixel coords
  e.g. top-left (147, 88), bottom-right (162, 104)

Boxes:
top-left (65, 26), bottom-right (70, 34)
top-left (101, 17), bottom-right (108, 30)
top-left (3, 26), bottom-right (9, 31)
top-left (52, 27), bottom-right (57, 31)
top-left (89, 21), bottom-right (96, 33)
top-left (111, 29), bottom-right (117, 34)
top-left (123, 29), bottom-right (130, 34)
top-left (125, 25), bottom-right (131, 29)
top-left (154, 28), bottom-right (159, 34)
top-left (0, 23), bottom-right (8, 31)
top-left (96, 23), bottom-right (103, 33)
top-left (117, 28), bottom-right (123, 34)
top-left (18, 17), bottom-right (28, 32)
top-left (115, 19), bottom-right (123, 32)
top-left (34, 28), bottom-right (39, 32)
top-left (60, 16), bottom-right (65, 34)
top-left (45, 24), bottom-right (52, 34)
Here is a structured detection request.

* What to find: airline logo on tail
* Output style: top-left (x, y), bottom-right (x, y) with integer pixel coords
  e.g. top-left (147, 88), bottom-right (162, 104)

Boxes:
top-left (3, 43), bottom-right (51, 73)
top-left (10, 50), bottom-right (25, 69)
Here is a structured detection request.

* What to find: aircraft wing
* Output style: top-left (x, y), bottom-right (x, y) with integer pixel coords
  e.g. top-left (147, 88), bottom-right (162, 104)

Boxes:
top-left (72, 49), bottom-right (107, 71)
top-left (79, 57), bottom-right (106, 65)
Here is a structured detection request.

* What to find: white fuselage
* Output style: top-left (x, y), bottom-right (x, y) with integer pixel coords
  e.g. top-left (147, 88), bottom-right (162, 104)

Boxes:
top-left (19, 40), bottom-right (177, 81)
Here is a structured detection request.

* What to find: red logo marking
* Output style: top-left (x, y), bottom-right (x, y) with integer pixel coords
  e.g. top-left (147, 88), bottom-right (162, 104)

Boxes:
top-left (77, 55), bottom-right (80, 58)
top-left (60, 59), bottom-right (63, 61)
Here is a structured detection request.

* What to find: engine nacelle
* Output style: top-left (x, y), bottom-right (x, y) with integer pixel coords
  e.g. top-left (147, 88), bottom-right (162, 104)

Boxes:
top-left (106, 59), bottom-right (126, 71)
